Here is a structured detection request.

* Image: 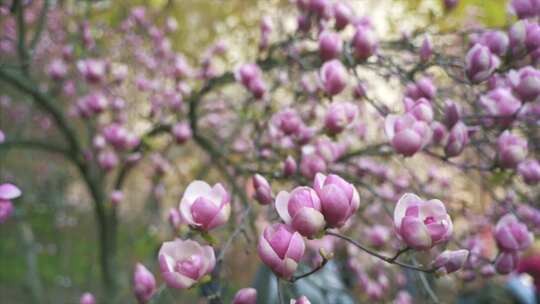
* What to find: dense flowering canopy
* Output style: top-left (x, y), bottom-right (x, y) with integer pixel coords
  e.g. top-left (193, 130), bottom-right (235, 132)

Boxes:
top-left (1, 0), bottom-right (540, 303)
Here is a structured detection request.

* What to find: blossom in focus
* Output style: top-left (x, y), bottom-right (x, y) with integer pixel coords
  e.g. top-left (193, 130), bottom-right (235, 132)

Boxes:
top-left (313, 173), bottom-right (360, 228)
top-left (257, 223), bottom-right (305, 279)
top-left (393, 193), bottom-right (453, 250)
top-left (158, 239), bottom-right (215, 289)
top-left (179, 181), bottom-right (231, 231)
top-left (275, 186), bottom-right (325, 238)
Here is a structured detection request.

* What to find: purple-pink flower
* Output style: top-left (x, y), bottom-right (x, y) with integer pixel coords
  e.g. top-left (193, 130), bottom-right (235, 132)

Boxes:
top-left (79, 292), bottom-right (95, 304)
top-left (232, 288), bottom-right (257, 304)
top-left (495, 251), bottom-right (519, 274)
top-left (257, 223), bottom-right (305, 279)
top-left (497, 131), bottom-right (528, 168)
top-left (432, 249), bottom-right (469, 274)
top-left (313, 173), bottom-right (360, 228)
top-left (352, 25), bottom-right (378, 61)
top-left (275, 186), bottom-right (325, 238)
top-left (158, 239), bottom-right (215, 289)
top-left (465, 44), bottom-right (500, 83)
top-left (494, 214), bottom-right (533, 252)
top-left (133, 263), bottom-right (156, 303)
top-left (518, 159), bottom-right (540, 184)
top-left (385, 114), bottom-right (432, 157)
top-left (252, 174), bottom-right (273, 206)
top-left (179, 181), bottom-right (231, 231)
top-left (319, 31), bottom-right (343, 61)
top-left (320, 59), bottom-right (348, 96)
top-left (393, 193), bottom-right (453, 250)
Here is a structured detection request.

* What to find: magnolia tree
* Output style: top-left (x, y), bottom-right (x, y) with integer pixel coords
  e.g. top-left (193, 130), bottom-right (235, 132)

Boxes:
top-left (1, 0), bottom-right (540, 303)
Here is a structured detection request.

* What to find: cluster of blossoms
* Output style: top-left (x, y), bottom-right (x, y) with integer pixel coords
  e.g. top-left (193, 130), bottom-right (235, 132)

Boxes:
top-left (1, 0), bottom-right (540, 303)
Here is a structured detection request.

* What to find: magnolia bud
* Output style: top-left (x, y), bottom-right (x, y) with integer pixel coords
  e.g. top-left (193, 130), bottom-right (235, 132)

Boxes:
top-left (419, 35), bottom-right (433, 62)
top-left (314, 173), bottom-right (360, 228)
top-left (283, 156), bottom-right (297, 177)
top-left (510, 0), bottom-right (540, 19)
top-left (80, 293), bottom-right (96, 304)
top-left (258, 224), bottom-right (305, 279)
top-left (497, 131), bottom-right (528, 168)
top-left (333, 2), bottom-right (353, 30)
top-left (232, 288), bottom-right (257, 304)
top-left (444, 0), bottom-right (459, 11)
top-left (495, 252), bottom-right (519, 274)
top-left (319, 31), bottom-right (343, 61)
top-left (48, 59), bottom-right (68, 80)
top-left (444, 121), bottom-right (469, 157)
top-left (495, 214), bottom-right (533, 252)
top-left (320, 59), bottom-right (348, 96)
top-left (478, 31), bottom-right (509, 56)
top-left (172, 122), bottom-right (192, 144)
top-left (110, 190), bottom-right (124, 205)
top-left (252, 174), bottom-right (272, 205)
top-left (465, 44), bottom-right (500, 83)
top-left (432, 250), bottom-right (469, 274)
top-left (508, 66), bottom-right (540, 102)
top-left (444, 100), bottom-right (461, 128)
top-left (352, 25), bottom-right (377, 61)
top-left (518, 159), bottom-right (540, 185)
top-left (133, 263), bottom-right (156, 303)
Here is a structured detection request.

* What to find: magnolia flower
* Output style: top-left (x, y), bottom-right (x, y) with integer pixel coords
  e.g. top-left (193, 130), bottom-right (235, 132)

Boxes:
top-left (320, 59), bottom-right (347, 96)
top-left (324, 102), bottom-right (357, 134)
top-left (352, 25), bottom-right (377, 61)
top-left (465, 44), bottom-right (500, 83)
top-left (258, 223), bottom-right (305, 279)
top-left (79, 293), bottom-right (96, 304)
top-left (508, 67), bottom-right (540, 102)
top-left (497, 131), bottom-right (528, 168)
top-left (252, 174), bottom-right (272, 205)
top-left (275, 186), bottom-right (325, 238)
top-left (479, 88), bottom-right (522, 126)
top-left (393, 193), bottom-right (453, 250)
top-left (518, 159), bottom-right (540, 185)
top-left (179, 181), bottom-right (231, 231)
top-left (432, 250), bottom-right (469, 274)
top-left (319, 31), bottom-right (343, 61)
top-left (385, 114), bottom-right (432, 157)
top-left (0, 183), bottom-right (21, 223)
top-left (232, 288), bottom-right (257, 304)
top-left (495, 252), bottom-right (519, 274)
top-left (313, 173), bottom-right (360, 228)
top-left (133, 263), bottom-right (156, 303)
top-left (158, 239), bottom-right (215, 289)
top-left (494, 214), bottom-right (533, 252)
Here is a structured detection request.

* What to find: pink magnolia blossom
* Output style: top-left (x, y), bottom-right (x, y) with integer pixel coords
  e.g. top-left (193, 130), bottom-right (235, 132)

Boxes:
top-left (158, 239), bottom-right (215, 289)
top-left (179, 181), bottom-right (231, 231)
top-left (393, 193), bottom-right (453, 250)
top-left (275, 186), bottom-right (325, 238)
top-left (257, 223), bottom-right (305, 279)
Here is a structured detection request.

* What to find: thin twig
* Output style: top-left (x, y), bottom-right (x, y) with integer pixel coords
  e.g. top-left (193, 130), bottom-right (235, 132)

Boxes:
top-left (289, 257), bottom-right (329, 283)
top-left (325, 231), bottom-right (435, 273)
